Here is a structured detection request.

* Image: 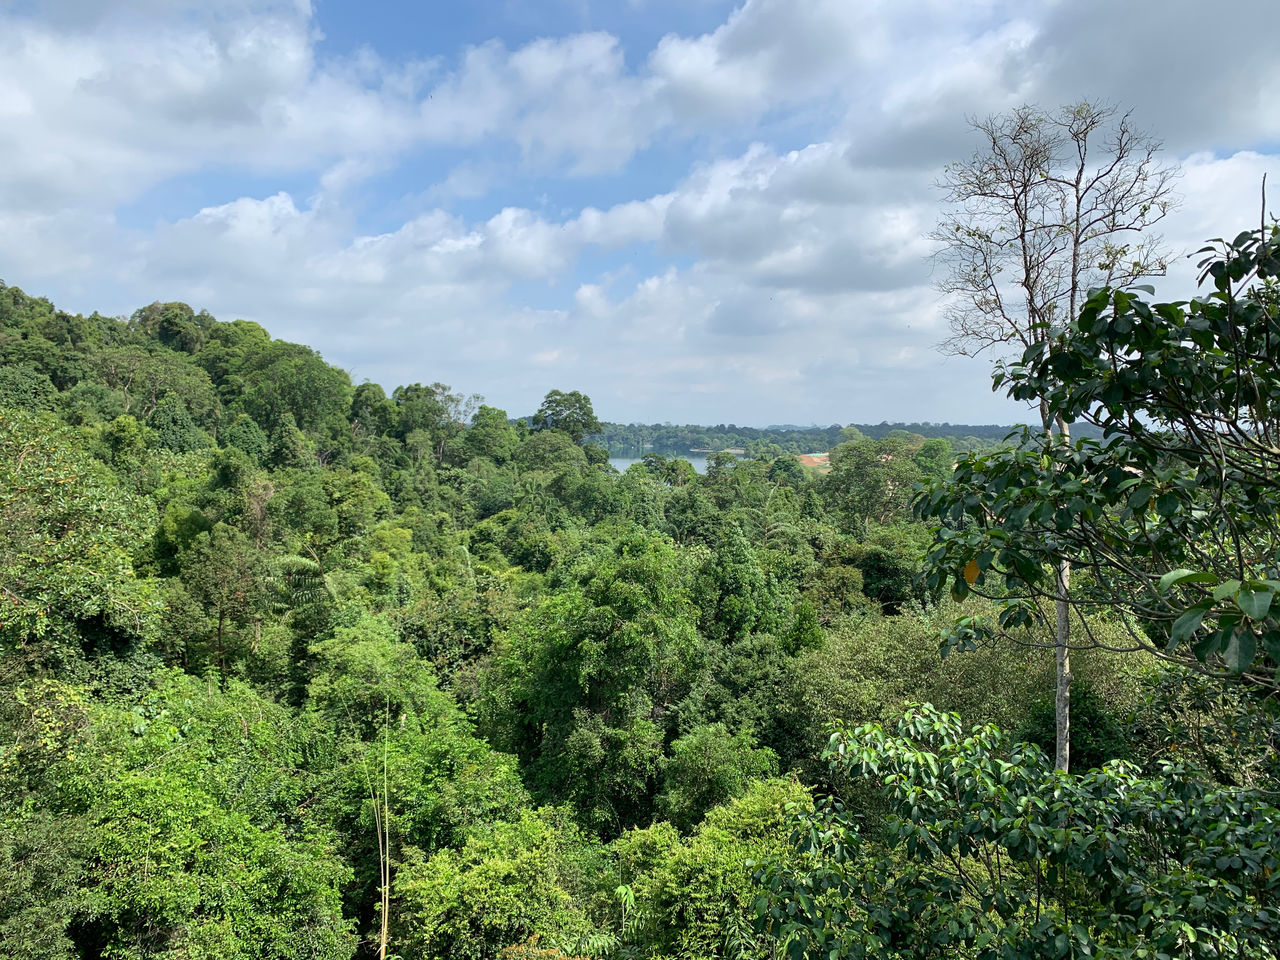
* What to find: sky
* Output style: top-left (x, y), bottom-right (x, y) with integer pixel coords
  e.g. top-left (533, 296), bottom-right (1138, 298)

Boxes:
top-left (1, 0), bottom-right (1278, 426)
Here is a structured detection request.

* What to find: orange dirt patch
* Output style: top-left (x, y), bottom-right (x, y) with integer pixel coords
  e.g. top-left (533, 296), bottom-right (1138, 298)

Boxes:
top-left (797, 453), bottom-right (831, 474)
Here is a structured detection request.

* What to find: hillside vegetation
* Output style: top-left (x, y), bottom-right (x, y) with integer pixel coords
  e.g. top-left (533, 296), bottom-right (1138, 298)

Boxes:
top-left (1, 258), bottom-right (1278, 959)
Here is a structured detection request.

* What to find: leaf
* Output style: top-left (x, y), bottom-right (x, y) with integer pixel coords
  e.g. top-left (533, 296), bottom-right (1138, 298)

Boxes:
top-left (1213, 579), bottom-right (1243, 602)
top-left (1261, 629), bottom-right (1280, 663)
top-left (1236, 583), bottom-right (1274, 620)
top-left (1169, 601), bottom-right (1212, 649)
top-left (1158, 569), bottom-right (1215, 593)
top-left (1225, 629), bottom-right (1257, 673)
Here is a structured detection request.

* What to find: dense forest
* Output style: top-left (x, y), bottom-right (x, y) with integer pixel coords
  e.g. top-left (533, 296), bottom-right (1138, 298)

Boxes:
top-left (4, 88), bottom-right (1280, 960)
top-left (0, 277), bottom-right (997, 958)
top-left (589, 421), bottom-right (1050, 460)
top-left (4, 226), bottom-right (1280, 960)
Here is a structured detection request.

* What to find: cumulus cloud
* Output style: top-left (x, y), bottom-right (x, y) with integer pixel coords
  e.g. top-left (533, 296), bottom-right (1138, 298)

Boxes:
top-left (2, 0), bottom-right (1279, 423)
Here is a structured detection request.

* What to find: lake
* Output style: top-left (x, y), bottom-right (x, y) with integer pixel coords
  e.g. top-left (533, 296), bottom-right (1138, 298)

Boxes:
top-left (608, 454), bottom-right (708, 474)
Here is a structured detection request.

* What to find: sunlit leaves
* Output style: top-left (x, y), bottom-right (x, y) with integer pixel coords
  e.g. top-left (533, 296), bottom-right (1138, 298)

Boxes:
top-left (756, 705), bottom-right (1280, 959)
top-left (917, 225), bottom-right (1280, 681)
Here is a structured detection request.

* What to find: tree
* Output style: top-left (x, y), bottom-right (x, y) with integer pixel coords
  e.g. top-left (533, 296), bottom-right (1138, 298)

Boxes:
top-left (0, 364), bottom-right (56, 411)
top-left (530, 390), bottom-right (601, 445)
top-left (307, 612), bottom-right (527, 956)
top-left (130, 300), bottom-right (206, 354)
top-left (656, 723), bottom-right (777, 831)
top-left (823, 437), bottom-right (921, 536)
top-left (149, 393), bottom-right (207, 453)
top-left (932, 101), bottom-right (1178, 771)
top-left (481, 531), bottom-right (701, 834)
top-left (1, 671), bottom-right (356, 960)
top-left (466, 405), bottom-right (520, 464)
top-left (393, 808), bottom-right (600, 960)
top-left (393, 382), bottom-right (480, 464)
top-left (756, 705), bottom-right (1280, 959)
top-left (918, 224), bottom-right (1280, 688)
top-left (179, 523), bottom-right (271, 674)
top-left (0, 412), bottom-right (154, 656)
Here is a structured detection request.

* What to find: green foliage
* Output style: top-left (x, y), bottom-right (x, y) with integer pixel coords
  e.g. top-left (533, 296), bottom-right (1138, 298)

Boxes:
top-left (1015, 681), bottom-right (1133, 771)
top-left (482, 530), bottom-right (701, 834)
top-left (824, 437), bottom-right (922, 536)
top-left (149, 393), bottom-right (208, 452)
top-left (0, 411), bottom-right (155, 655)
top-left (531, 390), bottom-right (601, 444)
top-left (4, 271), bottom-right (1272, 960)
top-left (779, 599), bottom-right (1142, 776)
top-left (919, 225), bottom-right (1280, 681)
top-left (270, 412), bottom-right (314, 469)
top-left (0, 807), bottom-right (93, 959)
top-left (0, 364), bottom-right (56, 410)
top-left (621, 778), bottom-right (812, 960)
top-left (395, 808), bottom-right (601, 960)
top-left (657, 723), bottom-right (778, 831)
top-left (223, 412), bottom-right (271, 463)
top-left (516, 429), bottom-right (589, 473)
top-left (1, 672), bottom-right (355, 959)
top-left (468, 405), bottom-right (521, 463)
top-left (757, 705), bottom-right (1280, 959)
top-left (692, 526), bottom-right (788, 643)
top-left (306, 611), bottom-right (528, 942)
top-left (237, 340), bottom-right (352, 436)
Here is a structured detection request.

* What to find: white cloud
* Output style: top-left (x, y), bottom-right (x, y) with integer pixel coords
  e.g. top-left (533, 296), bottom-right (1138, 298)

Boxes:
top-left (2, 0), bottom-right (1279, 423)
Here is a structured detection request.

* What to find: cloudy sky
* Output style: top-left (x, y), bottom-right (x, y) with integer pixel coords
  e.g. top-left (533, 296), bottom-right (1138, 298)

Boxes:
top-left (2, 0), bottom-right (1278, 425)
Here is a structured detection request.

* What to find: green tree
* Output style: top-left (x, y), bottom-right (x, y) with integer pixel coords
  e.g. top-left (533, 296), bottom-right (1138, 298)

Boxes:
top-left (0, 412), bottom-right (155, 658)
top-left (149, 393), bottom-right (208, 453)
top-left (932, 101), bottom-right (1178, 772)
top-left (2, 671), bottom-right (355, 960)
top-left (918, 225), bottom-right (1280, 687)
top-left (223, 412), bottom-right (271, 463)
top-left (238, 340), bottom-right (352, 436)
top-left (656, 723), bottom-right (777, 831)
top-left (0, 364), bottom-right (56, 410)
top-left (482, 531), bottom-right (701, 834)
top-left (757, 705), bottom-right (1280, 959)
top-left (530, 390), bottom-right (601, 445)
top-left (467, 405), bottom-right (521, 464)
top-left (394, 808), bottom-right (602, 960)
top-left (130, 300), bottom-right (206, 353)
top-left (179, 523), bottom-right (271, 674)
top-left (620, 778), bottom-right (811, 960)
top-left (824, 437), bottom-right (921, 535)
top-left (307, 613), bottom-right (527, 953)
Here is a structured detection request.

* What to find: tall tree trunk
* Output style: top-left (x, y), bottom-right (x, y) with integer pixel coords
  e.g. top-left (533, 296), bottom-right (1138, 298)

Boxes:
top-left (378, 699), bottom-right (391, 960)
top-left (1055, 559), bottom-right (1071, 772)
top-left (216, 608), bottom-right (225, 675)
top-left (1054, 417), bottom-right (1071, 772)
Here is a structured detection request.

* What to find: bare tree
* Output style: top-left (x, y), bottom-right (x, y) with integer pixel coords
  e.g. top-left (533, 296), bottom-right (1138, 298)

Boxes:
top-left (932, 101), bottom-right (1178, 771)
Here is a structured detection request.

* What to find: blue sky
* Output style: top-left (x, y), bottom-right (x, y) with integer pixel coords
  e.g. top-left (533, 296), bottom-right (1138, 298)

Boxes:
top-left (2, 0), bottom-right (1278, 425)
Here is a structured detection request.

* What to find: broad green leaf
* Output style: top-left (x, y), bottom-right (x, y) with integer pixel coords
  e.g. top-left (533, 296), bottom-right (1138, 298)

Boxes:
top-left (1225, 628), bottom-right (1257, 673)
top-left (1170, 602), bottom-right (1212, 649)
top-left (1213, 579), bottom-right (1242, 601)
top-left (1236, 583), bottom-right (1274, 620)
top-left (1158, 569), bottom-right (1215, 593)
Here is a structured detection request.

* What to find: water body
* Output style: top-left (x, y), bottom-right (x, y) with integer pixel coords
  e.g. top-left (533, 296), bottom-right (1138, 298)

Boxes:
top-left (609, 454), bottom-right (708, 474)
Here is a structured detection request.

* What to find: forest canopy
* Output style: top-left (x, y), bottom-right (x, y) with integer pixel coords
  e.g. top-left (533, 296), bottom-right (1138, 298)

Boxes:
top-left (1, 226), bottom-right (1278, 960)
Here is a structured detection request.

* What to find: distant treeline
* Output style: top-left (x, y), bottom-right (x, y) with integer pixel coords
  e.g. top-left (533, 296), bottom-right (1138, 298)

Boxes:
top-left (591, 419), bottom-right (1100, 458)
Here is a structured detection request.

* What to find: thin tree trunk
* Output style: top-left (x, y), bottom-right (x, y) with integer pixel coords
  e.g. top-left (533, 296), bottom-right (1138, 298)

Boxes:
top-left (1054, 560), bottom-right (1071, 772)
top-left (1054, 418), bottom-right (1071, 772)
top-left (379, 699), bottom-right (391, 960)
top-left (216, 609), bottom-right (225, 675)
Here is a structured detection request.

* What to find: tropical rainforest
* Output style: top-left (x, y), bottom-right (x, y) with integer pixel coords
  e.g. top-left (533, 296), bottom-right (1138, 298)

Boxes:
top-left (4, 216), bottom-right (1280, 957)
